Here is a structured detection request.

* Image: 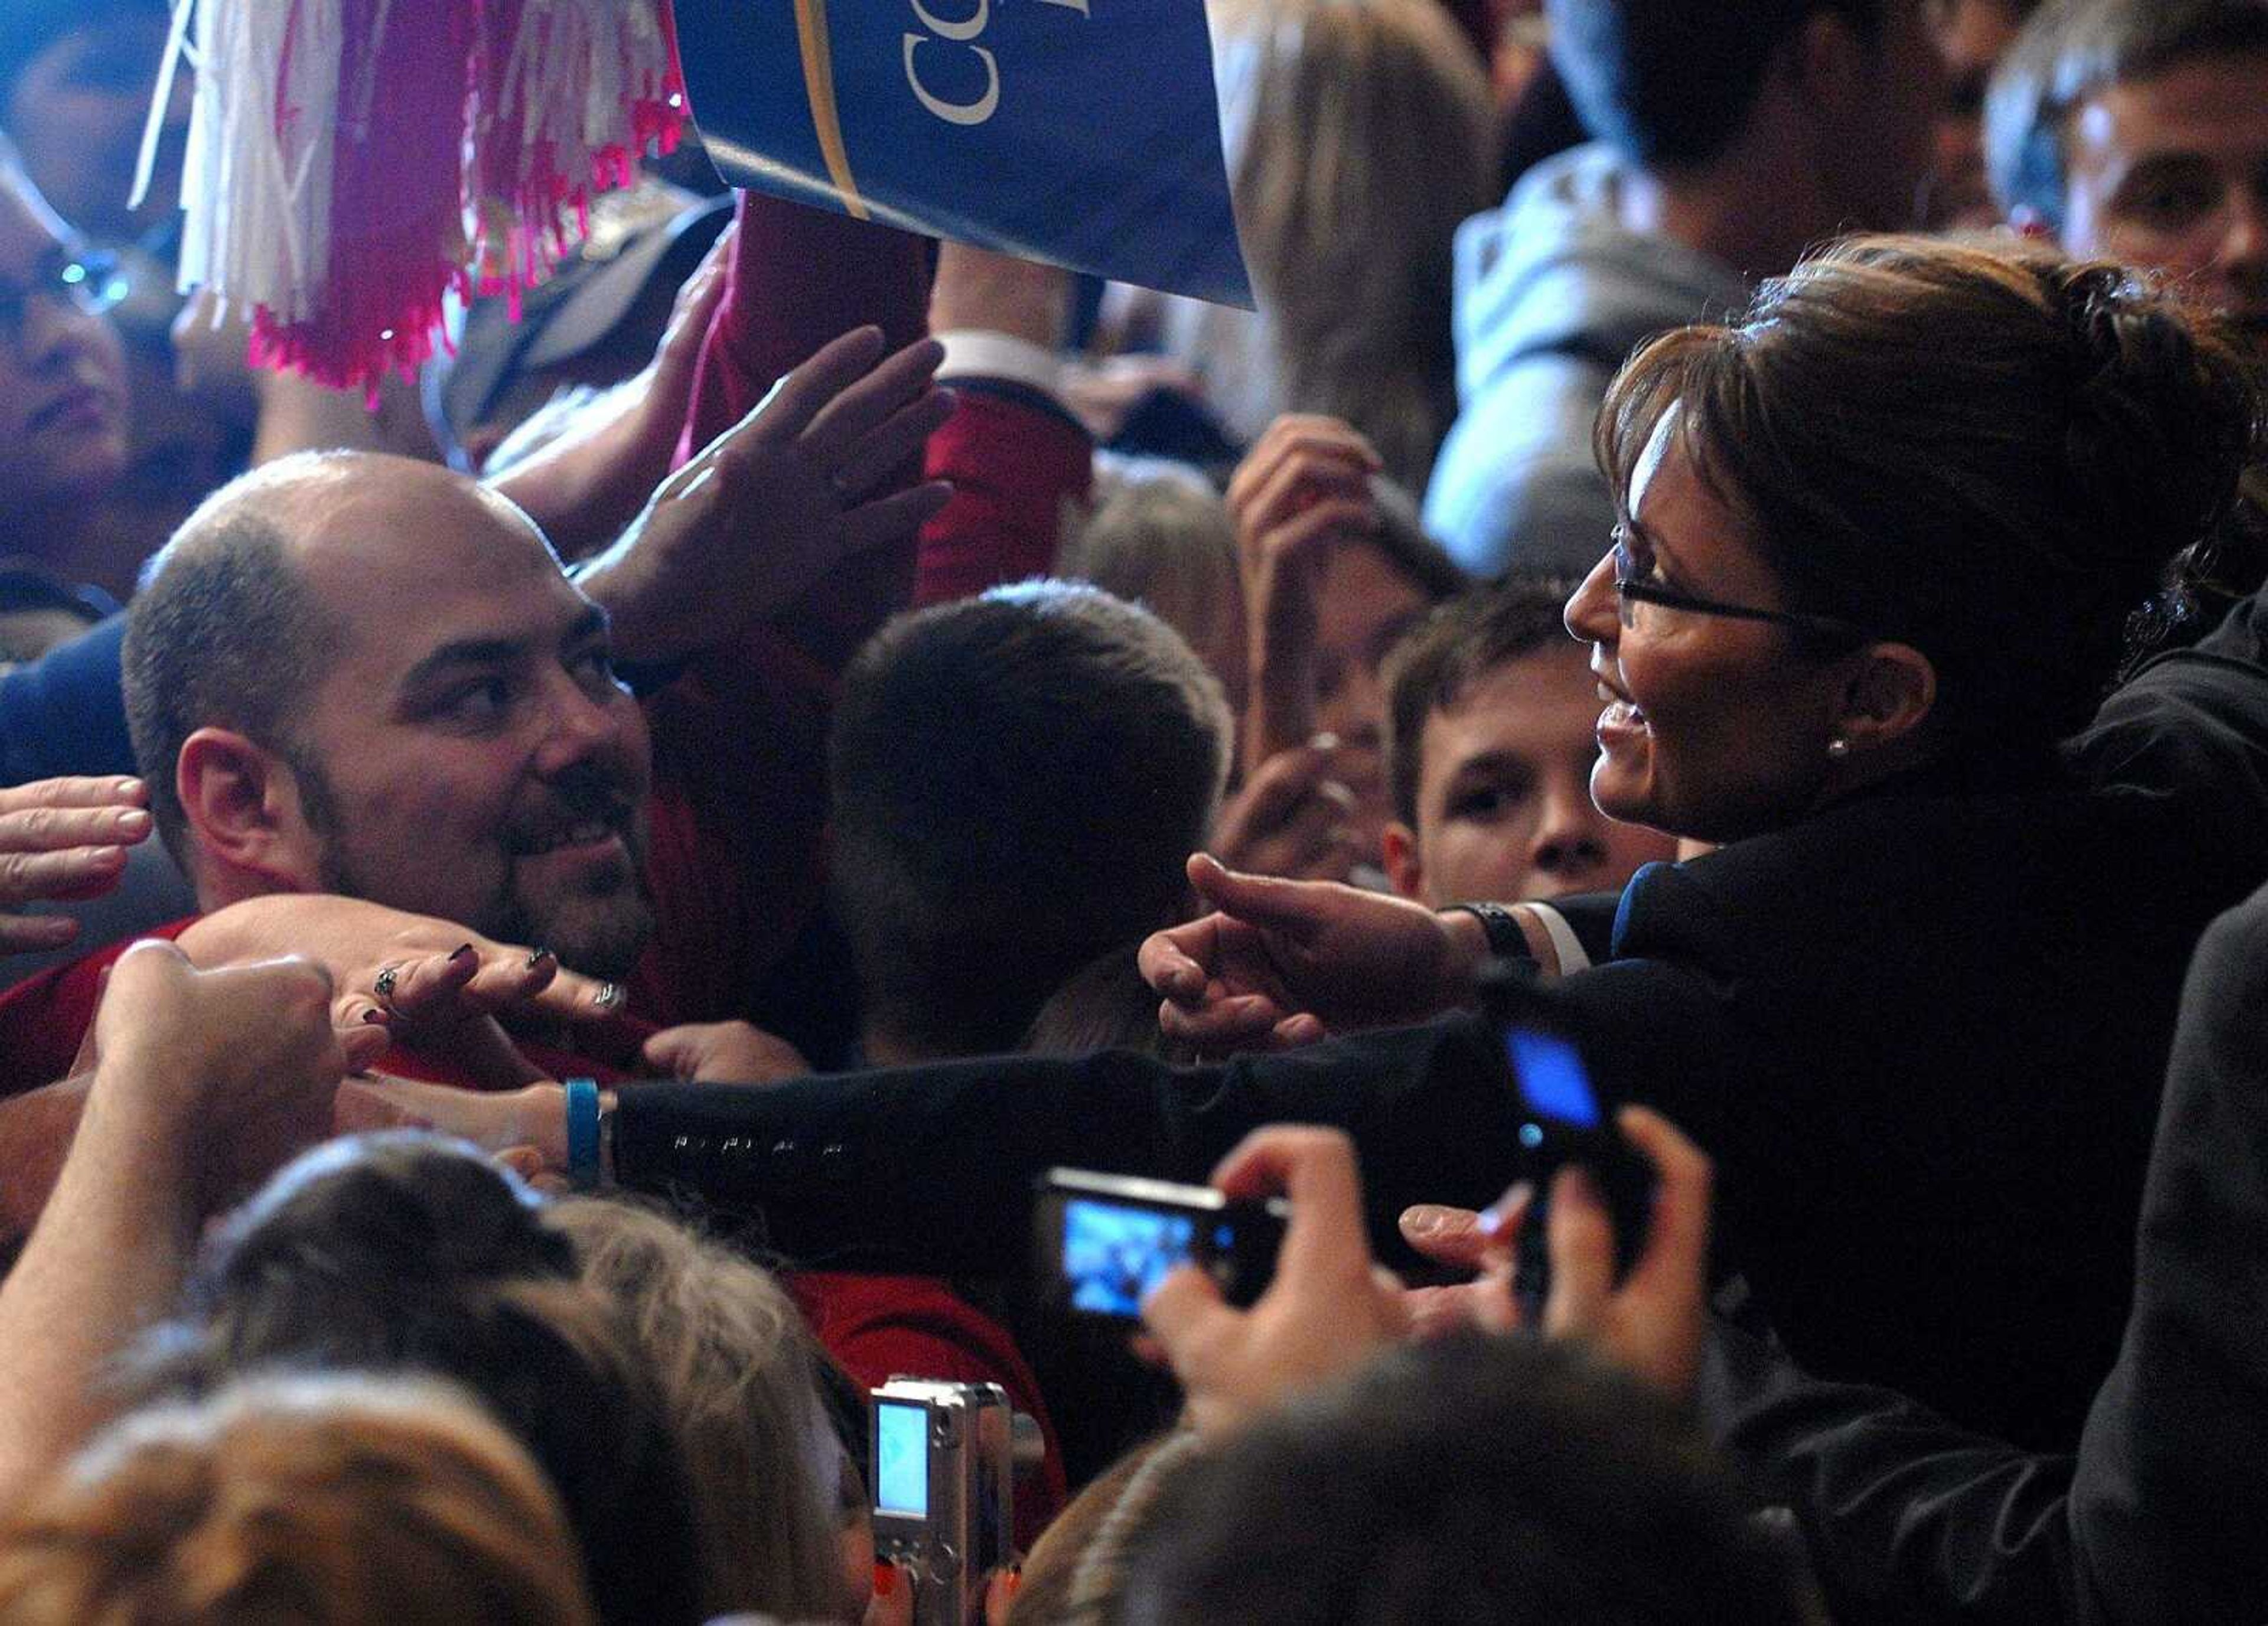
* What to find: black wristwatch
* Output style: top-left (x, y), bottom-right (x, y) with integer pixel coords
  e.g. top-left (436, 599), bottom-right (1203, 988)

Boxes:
top-left (1445, 901), bottom-right (1539, 979)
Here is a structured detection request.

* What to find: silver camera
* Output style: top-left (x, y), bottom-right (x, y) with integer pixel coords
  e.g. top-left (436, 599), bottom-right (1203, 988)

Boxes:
top-left (870, 1378), bottom-right (1018, 1625)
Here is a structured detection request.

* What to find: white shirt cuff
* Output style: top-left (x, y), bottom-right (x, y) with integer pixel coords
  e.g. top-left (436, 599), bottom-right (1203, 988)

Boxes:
top-left (933, 330), bottom-right (1065, 403)
top-left (1526, 902), bottom-right (1592, 975)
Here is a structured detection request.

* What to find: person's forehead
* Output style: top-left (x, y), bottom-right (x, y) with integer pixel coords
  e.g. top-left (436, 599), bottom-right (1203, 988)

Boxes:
top-left (2075, 54), bottom-right (2268, 171)
top-left (1319, 542), bottom-right (1431, 643)
top-left (1630, 423), bottom-right (1781, 597)
top-left (1425, 646), bottom-right (1595, 778)
top-left (292, 480), bottom-right (587, 675)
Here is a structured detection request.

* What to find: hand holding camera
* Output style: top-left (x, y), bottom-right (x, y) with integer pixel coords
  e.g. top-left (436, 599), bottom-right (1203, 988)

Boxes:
top-left (1133, 1126), bottom-right (1411, 1436)
top-left (1397, 1102), bottom-right (1714, 1402)
top-left (868, 1379), bottom-right (1040, 1626)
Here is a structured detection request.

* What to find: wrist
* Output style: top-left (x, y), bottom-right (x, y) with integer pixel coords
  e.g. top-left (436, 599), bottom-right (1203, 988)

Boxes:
top-left (524, 1083), bottom-right (572, 1173)
top-left (571, 546), bottom-right (670, 667)
top-left (78, 1062), bottom-right (204, 1230)
top-left (1437, 907), bottom-right (1495, 998)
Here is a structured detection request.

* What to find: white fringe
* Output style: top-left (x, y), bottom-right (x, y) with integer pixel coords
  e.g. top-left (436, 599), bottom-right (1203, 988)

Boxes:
top-left (174, 0), bottom-right (344, 324)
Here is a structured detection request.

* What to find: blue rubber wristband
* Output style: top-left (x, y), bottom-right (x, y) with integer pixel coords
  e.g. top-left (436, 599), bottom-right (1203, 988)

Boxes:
top-left (565, 1077), bottom-right (601, 1188)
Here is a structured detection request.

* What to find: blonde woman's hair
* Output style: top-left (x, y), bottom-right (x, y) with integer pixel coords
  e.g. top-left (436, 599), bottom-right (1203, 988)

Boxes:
top-left (1224, 0), bottom-right (1496, 493)
top-left (545, 1197), bottom-right (842, 1623)
top-left (0, 1374), bottom-right (596, 1625)
top-left (1008, 1429), bottom-right (1210, 1626)
top-left (1059, 461), bottom-right (1244, 689)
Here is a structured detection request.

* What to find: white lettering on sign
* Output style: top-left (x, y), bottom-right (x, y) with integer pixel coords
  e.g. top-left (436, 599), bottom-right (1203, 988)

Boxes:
top-left (910, 0), bottom-right (986, 42)
top-left (902, 35), bottom-right (999, 125)
top-left (904, 0), bottom-right (1091, 128)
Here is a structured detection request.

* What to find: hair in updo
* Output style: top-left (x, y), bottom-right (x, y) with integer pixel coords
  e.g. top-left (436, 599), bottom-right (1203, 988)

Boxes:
top-left (1596, 234), bottom-right (2263, 750)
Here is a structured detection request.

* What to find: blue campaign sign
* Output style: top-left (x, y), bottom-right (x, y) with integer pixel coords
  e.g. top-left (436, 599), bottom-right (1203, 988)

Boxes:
top-left (672, 0), bottom-right (1253, 307)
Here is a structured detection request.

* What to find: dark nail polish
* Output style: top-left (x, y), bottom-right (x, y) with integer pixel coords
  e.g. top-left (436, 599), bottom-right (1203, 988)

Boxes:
top-left (526, 946), bottom-right (554, 969)
top-left (362, 1009), bottom-right (389, 1025)
top-left (449, 943), bottom-right (477, 964)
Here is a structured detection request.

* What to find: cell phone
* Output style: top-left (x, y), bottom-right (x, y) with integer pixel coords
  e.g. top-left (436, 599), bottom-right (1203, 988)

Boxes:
top-left (871, 1379), bottom-right (1014, 1626)
top-left (1031, 1168), bottom-right (1287, 1321)
top-left (1480, 967), bottom-right (1656, 1312)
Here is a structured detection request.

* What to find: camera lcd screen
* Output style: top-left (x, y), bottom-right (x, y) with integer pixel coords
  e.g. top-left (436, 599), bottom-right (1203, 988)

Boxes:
top-left (875, 1400), bottom-right (928, 1517)
top-left (1507, 1026), bottom-right (1601, 1128)
top-left (1062, 1197), bottom-right (1198, 1317)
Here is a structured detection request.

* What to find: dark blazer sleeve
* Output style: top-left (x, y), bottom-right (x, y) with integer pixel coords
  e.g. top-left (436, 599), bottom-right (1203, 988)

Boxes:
top-left (1701, 882), bottom-right (2268, 1626)
top-left (614, 1014), bottom-right (1523, 1275)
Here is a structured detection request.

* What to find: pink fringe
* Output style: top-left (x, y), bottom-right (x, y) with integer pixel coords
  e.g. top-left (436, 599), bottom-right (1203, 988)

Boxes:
top-left (246, 0), bottom-right (687, 395)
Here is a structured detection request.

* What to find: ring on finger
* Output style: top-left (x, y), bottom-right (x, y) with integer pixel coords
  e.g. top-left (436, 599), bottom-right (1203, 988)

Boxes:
top-left (373, 962), bottom-right (405, 1006)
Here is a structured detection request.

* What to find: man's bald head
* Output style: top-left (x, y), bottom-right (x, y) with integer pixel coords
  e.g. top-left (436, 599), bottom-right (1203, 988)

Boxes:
top-left (125, 452), bottom-right (556, 866)
top-left (125, 455), bottom-right (356, 867)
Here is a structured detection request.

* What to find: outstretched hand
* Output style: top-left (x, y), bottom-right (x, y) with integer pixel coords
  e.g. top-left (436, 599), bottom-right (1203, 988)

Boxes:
top-left (1138, 852), bottom-right (1486, 1051)
top-left (1396, 1106), bottom-right (1715, 1400)
top-left (176, 895), bottom-right (621, 1090)
top-left (1227, 416), bottom-right (1383, 774)
top-left (0, 777), bottom-right (154, 957)
top-left (1140, 1126), bottom-right (1409, 1435)
top-left (576, 324), bottom-right (954, 666)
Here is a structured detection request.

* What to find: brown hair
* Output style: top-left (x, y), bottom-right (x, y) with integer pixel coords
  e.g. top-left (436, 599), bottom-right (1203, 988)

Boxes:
top-left (1597, 234), bottom-right (2263, 749)
top-left (1383, 580), bottom-right (1580, 827)
top-left (0, 1375), bottom-right (596, 1625)
top-left (543, 1197), bottom-right (843, 1622)
top-left (1226, 0), bottom-right (1497, 494)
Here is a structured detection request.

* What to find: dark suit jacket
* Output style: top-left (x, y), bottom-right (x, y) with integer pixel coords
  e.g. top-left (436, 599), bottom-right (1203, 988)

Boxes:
top-left (1701, 877), bottom-right (2268, 1626)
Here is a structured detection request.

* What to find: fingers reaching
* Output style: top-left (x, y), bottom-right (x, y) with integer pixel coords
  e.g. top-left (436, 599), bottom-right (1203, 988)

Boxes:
top-left (748, 325), bottom-right (891, 442)
top-left (0, 778), bottom-right (153, 926)
top-left (801, 335), bottom-right (950, 465)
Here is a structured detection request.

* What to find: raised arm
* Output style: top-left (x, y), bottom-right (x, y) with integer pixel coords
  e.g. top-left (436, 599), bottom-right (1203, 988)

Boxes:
top-left (917, 242), bottom-right (1093, 605)
top-left (0, 943), bottom-right (372, 1495)
top-left (672, 191), bottom-right (935, 674)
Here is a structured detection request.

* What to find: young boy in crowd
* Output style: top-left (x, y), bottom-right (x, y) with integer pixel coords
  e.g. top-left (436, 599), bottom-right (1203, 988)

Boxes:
top-left (1381, 581), bottom-right (1677, 907)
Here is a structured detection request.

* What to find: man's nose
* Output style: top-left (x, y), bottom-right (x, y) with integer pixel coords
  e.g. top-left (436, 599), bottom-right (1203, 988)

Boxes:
top-left (1529, 780), bottom-right (1608, 879)
top-left (532, 671), bottom-right (632, 774)
top-left (2215, 187), bottom-right (2268, 291)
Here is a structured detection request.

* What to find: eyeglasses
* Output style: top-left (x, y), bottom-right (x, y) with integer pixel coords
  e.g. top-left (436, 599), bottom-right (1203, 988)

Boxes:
top-left (1611, 527), bottom-right (1866, 643)
top-left (0, 246), bottom-right (128, 348)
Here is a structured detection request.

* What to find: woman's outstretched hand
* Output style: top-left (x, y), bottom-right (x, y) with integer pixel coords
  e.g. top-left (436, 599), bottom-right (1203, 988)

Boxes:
top-left (1137, 853), bottom-right (1490, 1052)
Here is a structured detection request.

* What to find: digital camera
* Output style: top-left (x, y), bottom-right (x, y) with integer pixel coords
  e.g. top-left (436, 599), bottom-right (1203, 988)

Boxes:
top-left (1031, 1167), bottom-right (1286, 1322)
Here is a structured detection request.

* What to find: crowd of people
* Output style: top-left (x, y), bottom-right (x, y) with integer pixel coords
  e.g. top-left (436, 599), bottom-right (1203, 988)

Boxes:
top-left (1, 0), bottom-right (2266, 1620)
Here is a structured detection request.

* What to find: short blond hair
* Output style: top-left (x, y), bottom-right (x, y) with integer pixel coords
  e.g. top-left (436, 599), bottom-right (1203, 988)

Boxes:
top-left (545, 1197), bottom-right (842, 1622)
top-left (0, 1375), bottom-right (595, 1625)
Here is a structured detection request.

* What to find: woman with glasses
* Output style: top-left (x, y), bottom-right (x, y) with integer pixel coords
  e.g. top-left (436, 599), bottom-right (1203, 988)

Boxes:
top-left (0, 152), bottom-right (132, 594)
top-left (1131, 233), bottom-right (2268, 1451)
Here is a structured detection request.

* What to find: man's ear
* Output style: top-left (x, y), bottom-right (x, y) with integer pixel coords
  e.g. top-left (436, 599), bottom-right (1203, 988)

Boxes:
top-left (1381, 822), bottom-right (1426, 903)
top-left (1836, 642), bottom-right (1938, 754)
top-left (175, 727), bottom-right (325, 890)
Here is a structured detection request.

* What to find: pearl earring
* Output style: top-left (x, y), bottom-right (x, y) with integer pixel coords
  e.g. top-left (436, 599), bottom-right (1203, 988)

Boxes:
top-left (1826, 737), bottom-right (1852, 761)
